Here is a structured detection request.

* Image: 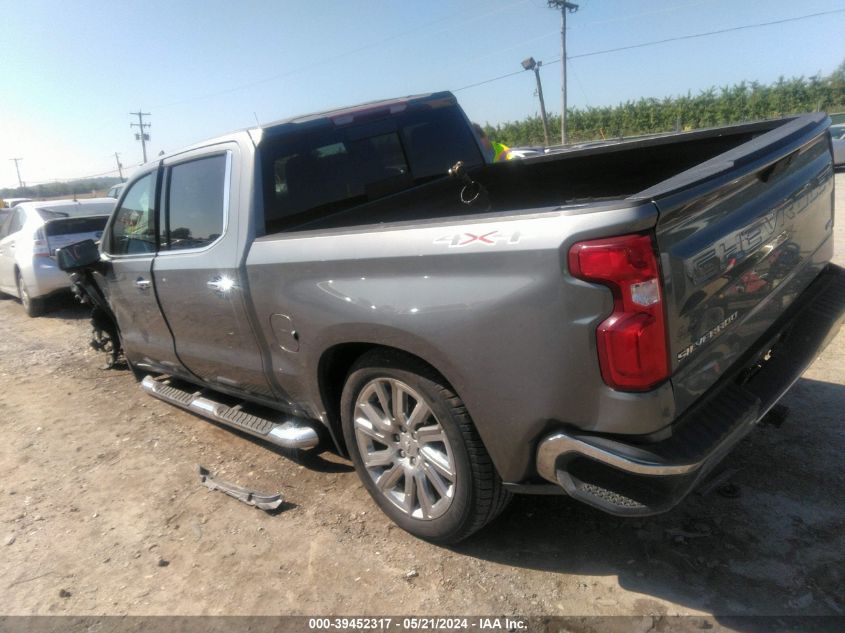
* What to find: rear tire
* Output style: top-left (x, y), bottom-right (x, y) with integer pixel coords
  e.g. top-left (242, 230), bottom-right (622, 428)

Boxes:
top-left (16, 271), bottom-right (46, 317)
top-left (340, 350), bottom-right (510, 543)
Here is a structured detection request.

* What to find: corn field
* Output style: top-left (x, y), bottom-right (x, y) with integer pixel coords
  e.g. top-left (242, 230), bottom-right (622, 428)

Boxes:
top-left (486, 62), bottom-right (845, 146)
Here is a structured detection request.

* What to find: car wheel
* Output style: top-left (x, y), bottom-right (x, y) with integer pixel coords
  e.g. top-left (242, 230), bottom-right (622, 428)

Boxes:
top-left (16, 271), bottom-right (46, 317)
top-left (341, 350), bottom-right (511, 543)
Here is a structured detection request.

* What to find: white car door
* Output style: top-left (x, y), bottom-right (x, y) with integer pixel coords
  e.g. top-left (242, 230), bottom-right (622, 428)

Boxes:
top-left (0, 209), bottom-right (25, 293)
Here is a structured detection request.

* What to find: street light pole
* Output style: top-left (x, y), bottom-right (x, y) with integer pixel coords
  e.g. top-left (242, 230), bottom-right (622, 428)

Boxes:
top-left (548, 1), bottom-right (578, 145)
top-left (522, 57), bottom-right (550, 146)
top-left (534, 63), bottom-right (551, 147)
top-left (114, 152), bottom-right (125, 181)
top-left (10, 158), bottom-right (23, 188)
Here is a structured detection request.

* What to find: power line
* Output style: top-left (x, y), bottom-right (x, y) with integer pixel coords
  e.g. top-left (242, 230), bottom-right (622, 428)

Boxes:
top-left (8, 154), bottom-right (142, 189)
top-left (23, 168), bottom-right (122, 187)
top-left (453, 69), bottom-right (526, 92)
top-left (575, 0), bottom-right (717, 29)
top-left (449, 0), bottom-right (720, 73)
top-left (569, 9), bottom-right (845, 61)
top-left (151, 0), bottom-right (533, 110)
top-left (452, 8), bottom-right (845, 93)
top-left (568, 58), bottom-right (591, 107)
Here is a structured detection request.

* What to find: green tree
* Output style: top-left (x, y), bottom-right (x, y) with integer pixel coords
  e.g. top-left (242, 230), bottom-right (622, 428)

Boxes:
top-left (487, 62), bottom-right (845, 147)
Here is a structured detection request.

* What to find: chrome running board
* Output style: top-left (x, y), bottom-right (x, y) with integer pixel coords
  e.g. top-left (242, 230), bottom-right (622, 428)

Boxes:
top-left (141, 375), bottom-right (320, 450)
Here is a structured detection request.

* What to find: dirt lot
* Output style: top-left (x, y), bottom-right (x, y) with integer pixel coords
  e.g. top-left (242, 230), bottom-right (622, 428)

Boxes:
top-left (1, 174), bottom-right (844, 624)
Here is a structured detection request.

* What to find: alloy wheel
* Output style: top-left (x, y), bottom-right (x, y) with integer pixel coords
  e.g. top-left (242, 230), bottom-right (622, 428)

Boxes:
top-left (353, 378), bottom-right (456, 520)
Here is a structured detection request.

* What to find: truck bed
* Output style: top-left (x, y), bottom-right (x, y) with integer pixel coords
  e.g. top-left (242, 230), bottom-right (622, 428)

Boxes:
top-left (264, 117), bottom-right (793, 233)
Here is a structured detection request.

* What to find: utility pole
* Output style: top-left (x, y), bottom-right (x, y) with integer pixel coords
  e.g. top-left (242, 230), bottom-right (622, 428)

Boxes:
top-left (130, 110), bottom-right (151, 163)
top-left (521, 57), bottom-right (550, 146)
top-left (9, 158), bottom-right (23, 188)
top-left (548, 1), bottom-right (578, 145)
top-left (114, 152), bottom-right (125, 181)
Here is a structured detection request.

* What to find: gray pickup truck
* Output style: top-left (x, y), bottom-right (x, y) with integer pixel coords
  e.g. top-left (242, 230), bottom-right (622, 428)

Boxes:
top-left (58, 92), bottom-right (845, 543)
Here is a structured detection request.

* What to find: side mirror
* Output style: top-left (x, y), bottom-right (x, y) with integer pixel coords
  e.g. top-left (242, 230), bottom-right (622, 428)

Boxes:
top-left (57, 239), bottom-right (101, 272)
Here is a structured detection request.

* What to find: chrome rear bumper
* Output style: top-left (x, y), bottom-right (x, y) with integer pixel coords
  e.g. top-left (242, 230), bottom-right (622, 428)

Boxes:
top-left (536, 264), bottom-right (845, 515)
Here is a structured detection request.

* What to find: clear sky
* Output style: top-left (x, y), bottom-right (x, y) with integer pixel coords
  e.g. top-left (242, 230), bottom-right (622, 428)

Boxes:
top-left (1, 0), bottom-right (843, 189)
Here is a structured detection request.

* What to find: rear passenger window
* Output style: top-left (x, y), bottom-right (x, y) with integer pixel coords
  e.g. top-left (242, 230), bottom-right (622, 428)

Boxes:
top-left (107, 173), bottom-right (155, 255)
top-left (163, 154), bottom-right (227, 251)
top-left (268, 132), bottom-right (410, 232)
top-left (261, 104), bottom-right (483, 234)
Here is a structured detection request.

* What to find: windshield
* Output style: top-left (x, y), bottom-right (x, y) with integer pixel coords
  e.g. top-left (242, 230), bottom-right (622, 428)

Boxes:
top-left (36, 201), bottom-right (115, 220)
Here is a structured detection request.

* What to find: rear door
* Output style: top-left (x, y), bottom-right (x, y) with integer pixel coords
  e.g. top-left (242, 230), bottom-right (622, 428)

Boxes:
top-left (99, 170), bottom-right (184, 375)
top-left (152, 144), bottom-right (274, 399)
top-left (648, 114), bottom-right (835, 412)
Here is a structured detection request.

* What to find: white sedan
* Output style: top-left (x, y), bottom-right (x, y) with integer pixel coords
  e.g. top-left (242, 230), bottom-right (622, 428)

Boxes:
top-left (0, 198), bottom-right (115, 316)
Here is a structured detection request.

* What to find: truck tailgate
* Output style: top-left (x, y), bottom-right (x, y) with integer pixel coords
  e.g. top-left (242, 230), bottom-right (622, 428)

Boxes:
top-left (43, 216), bottom-right (109, 256)
top-left (645, 113), bottom-right (835, 413)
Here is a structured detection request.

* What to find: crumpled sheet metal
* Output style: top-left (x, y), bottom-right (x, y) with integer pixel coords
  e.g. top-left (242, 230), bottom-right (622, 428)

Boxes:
top-left (197, 465), bottom-right (284, 511)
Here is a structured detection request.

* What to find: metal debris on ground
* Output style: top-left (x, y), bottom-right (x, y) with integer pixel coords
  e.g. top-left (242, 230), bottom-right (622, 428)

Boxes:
top-left (197, 465), bottom-right (284, 511)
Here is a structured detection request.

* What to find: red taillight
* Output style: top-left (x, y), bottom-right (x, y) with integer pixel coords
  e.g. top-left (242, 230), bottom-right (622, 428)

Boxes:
top-left (33, 228), bottom-right (50, 258)
top-left (569, 233), bottom-right (669, 391)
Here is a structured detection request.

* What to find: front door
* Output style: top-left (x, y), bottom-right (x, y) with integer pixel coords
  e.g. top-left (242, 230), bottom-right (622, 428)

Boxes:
top-left (99, 170), bottom-right (183, 376)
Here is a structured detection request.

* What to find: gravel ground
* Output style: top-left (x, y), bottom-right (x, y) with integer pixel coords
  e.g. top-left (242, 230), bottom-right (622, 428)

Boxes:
top-left (0, 173), bottom-right (843, 625)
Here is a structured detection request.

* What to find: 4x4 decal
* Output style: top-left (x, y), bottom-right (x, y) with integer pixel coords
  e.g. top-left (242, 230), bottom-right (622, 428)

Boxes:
top-left (434, 230), bottom-right (521, 248)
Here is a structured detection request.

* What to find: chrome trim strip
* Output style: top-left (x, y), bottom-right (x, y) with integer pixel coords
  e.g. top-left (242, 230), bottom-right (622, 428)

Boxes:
top-left (536, 431), bottom-right (701, 483)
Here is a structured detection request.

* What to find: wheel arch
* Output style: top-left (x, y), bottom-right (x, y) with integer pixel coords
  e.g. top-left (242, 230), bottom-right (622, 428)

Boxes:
top-left (317, 342), bottom-right (463, 457)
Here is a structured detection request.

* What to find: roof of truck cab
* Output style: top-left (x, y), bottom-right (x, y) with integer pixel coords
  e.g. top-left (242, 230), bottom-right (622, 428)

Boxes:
top-left (259, 91), bottom-right (454, 130)
top-left (146, 91), bottom-right (457, 167)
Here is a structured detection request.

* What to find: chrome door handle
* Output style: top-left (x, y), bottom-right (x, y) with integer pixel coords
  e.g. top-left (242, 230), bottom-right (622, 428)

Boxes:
top-left (135, 278), bottom-right (151, 290)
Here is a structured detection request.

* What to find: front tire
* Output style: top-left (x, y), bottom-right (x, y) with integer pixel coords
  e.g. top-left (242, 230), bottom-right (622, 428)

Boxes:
top-left (340, 350), bottom-right (510, 543)
top-left (16, 271), bottom-right (46, 317)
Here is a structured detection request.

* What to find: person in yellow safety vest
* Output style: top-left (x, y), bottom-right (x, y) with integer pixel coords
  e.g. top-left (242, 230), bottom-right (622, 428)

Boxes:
top-left (472, 123), bottom-right (513, 162)
top-left (491, 140), bottom-right (512, 162)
